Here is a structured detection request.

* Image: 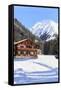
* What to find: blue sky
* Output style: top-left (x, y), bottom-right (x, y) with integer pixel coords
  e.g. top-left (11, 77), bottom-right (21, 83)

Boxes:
top-left (14, 6), bottom-right (58, 29)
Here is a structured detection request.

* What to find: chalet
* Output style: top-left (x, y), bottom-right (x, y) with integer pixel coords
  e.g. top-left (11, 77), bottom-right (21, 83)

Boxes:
top-left (14, 39), bottom-right (40, 58)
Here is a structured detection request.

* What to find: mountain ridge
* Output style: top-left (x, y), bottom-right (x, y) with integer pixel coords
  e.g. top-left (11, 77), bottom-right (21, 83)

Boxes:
top-left (30, 20), bottom-right (58, 41)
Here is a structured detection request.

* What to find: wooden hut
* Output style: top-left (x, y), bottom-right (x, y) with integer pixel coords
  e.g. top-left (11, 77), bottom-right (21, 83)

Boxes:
top-left (14, 39), bottom-right (40, 58)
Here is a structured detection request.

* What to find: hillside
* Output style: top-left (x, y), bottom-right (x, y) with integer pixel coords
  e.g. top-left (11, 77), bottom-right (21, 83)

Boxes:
top-left (14, 18), bottom-right (43, 51)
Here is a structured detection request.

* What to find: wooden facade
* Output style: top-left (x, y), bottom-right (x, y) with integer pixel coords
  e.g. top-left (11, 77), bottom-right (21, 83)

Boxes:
top-left (14, 39), bottom-right (40, 58)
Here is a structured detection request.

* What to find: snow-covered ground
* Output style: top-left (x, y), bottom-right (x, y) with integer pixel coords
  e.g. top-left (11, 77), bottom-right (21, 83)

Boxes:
top-left (14, 55), bottom-right (58, 84)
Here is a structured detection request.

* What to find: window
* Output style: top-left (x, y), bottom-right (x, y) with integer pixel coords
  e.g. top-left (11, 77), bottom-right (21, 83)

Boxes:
top-left (23, 51), bottom-right (26, 55)
top-left (30, 51), bottom-right (34, 55)
top-left (18, 51), bottom-right (21, 55)
top-left (20, 46), bottom-right (24, 48)
top-left (26, 46), bottom-right (32, 48)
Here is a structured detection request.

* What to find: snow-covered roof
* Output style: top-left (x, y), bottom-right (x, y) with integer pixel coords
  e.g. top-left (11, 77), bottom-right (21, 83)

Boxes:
top-left (14, 38), bottom-right (32, 45)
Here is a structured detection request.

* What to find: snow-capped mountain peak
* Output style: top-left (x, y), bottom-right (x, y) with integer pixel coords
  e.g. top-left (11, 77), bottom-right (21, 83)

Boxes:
top-left (30, 20), bottom-right (58, 41)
